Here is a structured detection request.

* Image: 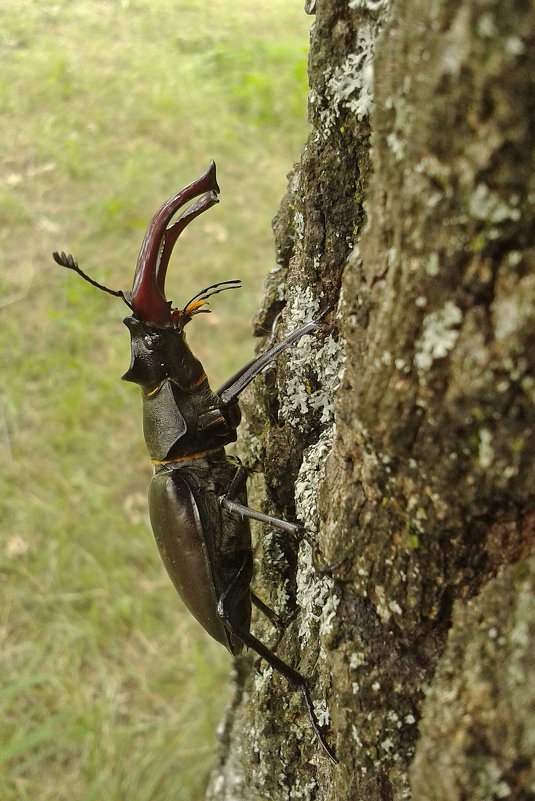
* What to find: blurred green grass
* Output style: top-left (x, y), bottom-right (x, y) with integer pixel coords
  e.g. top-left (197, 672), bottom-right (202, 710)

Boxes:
top-left (0, 1), bottom-right (309, 799)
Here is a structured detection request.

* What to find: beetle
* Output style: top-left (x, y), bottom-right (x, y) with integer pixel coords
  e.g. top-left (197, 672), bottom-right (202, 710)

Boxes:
top-left (53, 161), bottom-right (337, 763)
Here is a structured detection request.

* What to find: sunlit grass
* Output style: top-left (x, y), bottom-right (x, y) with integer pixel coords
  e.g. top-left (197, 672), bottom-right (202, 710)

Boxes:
top-left (0, 1), bottom-right (310, 798)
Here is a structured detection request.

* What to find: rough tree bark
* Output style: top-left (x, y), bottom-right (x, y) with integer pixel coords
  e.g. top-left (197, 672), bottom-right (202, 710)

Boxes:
top-left (206, 1), bottom-right (535, 799)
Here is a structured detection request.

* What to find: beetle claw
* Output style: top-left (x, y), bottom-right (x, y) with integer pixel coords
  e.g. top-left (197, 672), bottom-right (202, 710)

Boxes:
top-left (311, 546), bottom-right (347, 576)
top-left (300, 683), bottom-right (338, 764)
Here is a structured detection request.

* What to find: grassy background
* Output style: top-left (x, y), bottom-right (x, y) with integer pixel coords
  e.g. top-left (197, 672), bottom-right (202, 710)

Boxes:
top-left (0, 2), bottom-right (309, 799)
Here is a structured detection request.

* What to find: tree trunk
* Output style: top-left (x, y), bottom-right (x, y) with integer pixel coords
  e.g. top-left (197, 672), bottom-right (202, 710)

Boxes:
top-left (206, 1), bottom-right (535, 799)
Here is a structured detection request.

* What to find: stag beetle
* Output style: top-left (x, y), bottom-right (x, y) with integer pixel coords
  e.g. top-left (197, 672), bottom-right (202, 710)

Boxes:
top-left (53, 162), bottom-right (337, 763)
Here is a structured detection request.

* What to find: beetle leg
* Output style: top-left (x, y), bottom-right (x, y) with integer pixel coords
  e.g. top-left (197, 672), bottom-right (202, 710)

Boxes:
top-left (310, 548), bottom-right (348, 576)
top-left (217, 557), bottom-right (337, 764)
top-left (222, 462), bottom-right (249, 500)
top-left (220, 496), bottom-right (316, 548)
top-left (217, 318), bottom-right (320, 408)
top-left (215, 312), bottom-right (281, 398)
top-left (217, 305), bottom-right (330, 404)
top-left (223, 470), bottom-right (285, 631)
top-left (237, 628), bottom-right (339, 766)
top-left (221, 462), bottom-right (309, 539)
top-left (250, 593), bottom-right (289, 670)
top-left (216, 312), bottom-right (281, 427)
top-left (250, 592), bottom-right (284, 631)
top-left (220, 494), bottom-right (347, 578)
top-left (220, 496), bottom-right (300, 534)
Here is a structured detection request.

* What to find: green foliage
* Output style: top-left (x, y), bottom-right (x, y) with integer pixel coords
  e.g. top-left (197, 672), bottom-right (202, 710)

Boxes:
top-left (0, 1), bottom-right (309, 798)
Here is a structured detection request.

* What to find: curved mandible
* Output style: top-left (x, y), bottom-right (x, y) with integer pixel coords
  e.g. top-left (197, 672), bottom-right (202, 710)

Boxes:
top-left (129, 161), bottom-right (220, 326)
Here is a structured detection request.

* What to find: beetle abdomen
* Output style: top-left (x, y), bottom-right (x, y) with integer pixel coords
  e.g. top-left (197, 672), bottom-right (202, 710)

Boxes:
top-left (149, 469), bottom-right (234, 651)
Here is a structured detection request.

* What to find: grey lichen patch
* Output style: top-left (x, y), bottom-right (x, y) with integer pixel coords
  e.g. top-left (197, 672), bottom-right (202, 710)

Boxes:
top-left (311, 2), bottom-right (389, 139)
top-left (469, 183), bottom-right (522, 225)
top-left (478, 427), bottom-right (494, 469)
top-left (295, 428), bottom-right (340, 649)
top-left (293, 210), bottom-right (305, 241)
top-left (414, 300), bottom-right (463, 377)
top-left (349, 0), bottom-right (389, 11)
top-left (296, 545), bottom-right (340, 647)
top-left (319, 29), bottom-right (375, 131)
top-left (295, 427), bottom-right (334, 531)
top-left (288, 777), bottom-right (318, 800)
top-left (241, 422), bottom-right (264, 464)
top-left (279, 286), bottom-right (345, 430)
top-left (206, 718), bottom-right (250, 801)
top-left (492, 269), bottom-right (535, 345)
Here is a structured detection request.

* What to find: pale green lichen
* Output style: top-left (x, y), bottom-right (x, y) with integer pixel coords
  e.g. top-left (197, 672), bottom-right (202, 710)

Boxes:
top-left (414, 300), bottom-right (462, 374)
top-left (295, 429), bottom-right (340, 645)
top-left (478, 428), bottom-right (494, 469)
top-left (349, 0), bottom-right (389, 10)
top-left (316, 7), bottom-right (388, 138)
top-left (279, 287), bottom-right (345, 430)
top-left (469, 183), bottom-right (521, 224)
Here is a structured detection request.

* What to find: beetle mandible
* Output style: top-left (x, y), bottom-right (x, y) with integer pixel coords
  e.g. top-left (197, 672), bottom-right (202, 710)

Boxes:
top-left (53, 162), bottom-right (337, 763)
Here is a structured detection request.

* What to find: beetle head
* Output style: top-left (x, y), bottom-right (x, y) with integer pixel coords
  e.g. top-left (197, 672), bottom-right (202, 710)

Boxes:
top-left (53, 162), bottom-right (241, 389)
top-left (120, 315), bottom-right (204, 389)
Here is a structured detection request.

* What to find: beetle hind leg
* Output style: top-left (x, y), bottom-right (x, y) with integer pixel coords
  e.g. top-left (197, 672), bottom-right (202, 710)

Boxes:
top-left (250, 592), bottom-right (284, 632)
top-left (220, 465), bottom-right (347, 577)
top-left (217, 555), bottom-right (338, 764)
top-left (223, 619), bottom-right (339, 765)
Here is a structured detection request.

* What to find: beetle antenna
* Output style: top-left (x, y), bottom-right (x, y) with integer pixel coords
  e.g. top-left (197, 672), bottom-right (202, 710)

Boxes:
top-left (53, 251), bottom-right (133, 309)
top-left (183, 279), bottom-right (241, 311)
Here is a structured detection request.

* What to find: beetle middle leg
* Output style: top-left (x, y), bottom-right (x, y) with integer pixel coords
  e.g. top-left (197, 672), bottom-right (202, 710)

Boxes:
top-left (220, 462), bottom-right (310, 540)
top-left (221, 493), bottom-right (343, 572)
top-left (219, 465), bottom-right (343, 574)
top-left (250, 592), bottom-right (284, 631)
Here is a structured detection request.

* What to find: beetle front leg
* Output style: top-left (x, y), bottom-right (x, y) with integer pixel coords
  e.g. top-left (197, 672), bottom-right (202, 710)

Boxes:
top-left (217, 317), bottom-right (321, 408)
top-left (215, 312), bottom-right (281, 399)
